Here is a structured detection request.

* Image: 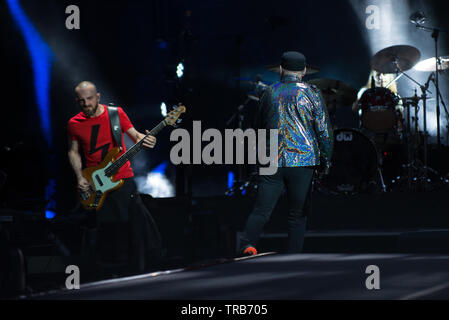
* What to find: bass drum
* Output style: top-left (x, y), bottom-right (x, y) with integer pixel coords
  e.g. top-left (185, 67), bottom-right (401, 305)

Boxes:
top-left (319, 128), bottom-right (379, 194)
top-left (358, 87), bottom-right (400, 133)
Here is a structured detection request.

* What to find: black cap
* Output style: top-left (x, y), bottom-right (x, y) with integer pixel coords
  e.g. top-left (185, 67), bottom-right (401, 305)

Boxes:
top-left (281, 51), bottom-right (306, 71)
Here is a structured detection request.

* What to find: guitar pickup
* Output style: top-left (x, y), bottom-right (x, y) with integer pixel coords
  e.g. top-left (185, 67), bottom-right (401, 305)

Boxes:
top-left (94, 174), bottom-right (104, 186)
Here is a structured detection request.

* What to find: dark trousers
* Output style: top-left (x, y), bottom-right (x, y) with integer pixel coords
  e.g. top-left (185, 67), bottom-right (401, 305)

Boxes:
top-left (83, 178), bottom-right (162, 278)
top-left (240, 167), bottom-right (314, 253)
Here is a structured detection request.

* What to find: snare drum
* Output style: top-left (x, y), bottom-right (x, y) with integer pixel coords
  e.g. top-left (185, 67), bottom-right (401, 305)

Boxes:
top-left (358, 87), bottom-right (400, 133)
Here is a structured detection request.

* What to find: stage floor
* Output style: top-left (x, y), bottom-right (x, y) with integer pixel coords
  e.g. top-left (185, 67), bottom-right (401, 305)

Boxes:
top-left (25, 253), bottom-right (449, 300)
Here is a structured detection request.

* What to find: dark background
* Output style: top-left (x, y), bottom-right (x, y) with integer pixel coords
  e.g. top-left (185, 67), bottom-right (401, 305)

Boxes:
top-left (1, 0), bottom-right (449, 214)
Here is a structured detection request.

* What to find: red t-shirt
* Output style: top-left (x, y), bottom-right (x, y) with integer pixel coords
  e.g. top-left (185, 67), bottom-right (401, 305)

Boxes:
top-left (67, 105), bottom-right (134, 181)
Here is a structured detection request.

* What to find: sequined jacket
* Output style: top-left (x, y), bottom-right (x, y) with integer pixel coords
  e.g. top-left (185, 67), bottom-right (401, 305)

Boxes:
top-left (255, 74), bottom-right (333, 167)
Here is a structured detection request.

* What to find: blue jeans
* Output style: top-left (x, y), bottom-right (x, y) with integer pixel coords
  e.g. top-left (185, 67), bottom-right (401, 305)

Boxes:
top-left (240, 167), bottom-right (314, 253)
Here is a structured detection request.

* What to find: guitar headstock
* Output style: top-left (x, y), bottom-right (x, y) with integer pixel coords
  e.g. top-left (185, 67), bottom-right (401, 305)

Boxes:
top-left (165, 104), bottom-right (186, 126)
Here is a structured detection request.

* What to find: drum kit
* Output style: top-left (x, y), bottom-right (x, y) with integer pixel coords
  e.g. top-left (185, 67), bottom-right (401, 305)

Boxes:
top-left (231, 45), bottom-right (449, 196)
top-left (318, 45), bottom-right (449, 194)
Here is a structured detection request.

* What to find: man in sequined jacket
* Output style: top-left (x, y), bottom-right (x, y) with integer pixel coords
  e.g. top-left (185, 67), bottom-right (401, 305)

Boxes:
top-left (240, 51), bottom-right (333, 255)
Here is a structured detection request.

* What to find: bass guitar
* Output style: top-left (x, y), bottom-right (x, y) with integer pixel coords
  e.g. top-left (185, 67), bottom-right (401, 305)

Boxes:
top-left (79, 104), bottom-right (186, 210)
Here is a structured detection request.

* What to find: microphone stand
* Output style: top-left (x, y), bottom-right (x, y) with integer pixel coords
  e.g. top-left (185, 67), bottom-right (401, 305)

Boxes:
top-left (226, 98), bottom-right (250, 185)
top-left (415, 24), bottom-right (449, 148)
top-left (226, 77), bottom-right (269, 194)
top-left (430, 76), bottom-right (449, 145)
top-left (433, 29), bottom-right (441, 148)
top-left (420, 72), bottom-right (434, 190)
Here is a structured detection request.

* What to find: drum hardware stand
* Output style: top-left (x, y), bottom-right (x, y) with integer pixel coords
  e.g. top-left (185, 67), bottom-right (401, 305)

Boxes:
top-left (392, 57), bottom-right (431, 189)
top-left (420, 73), bottom-right (434, 190)
top-left (402, 97), bottom-right (415, 190)
top-left (393, 62), bottom-right (435, 191)
top-left (392, 57), bottom-right (433, 95)
top-left (404, 74), bottom-right (442, 191)
top-left (412, 13), bottom-right (449, 147)
top-left (416, 27), bottom-right (447, 148)
top-left (372, 130), bottom-right (387, 193)
top-left (377, 166), bottom-right (387, 193)
top-left (429, 74), bottom-right (449, 146)
top-left (402, 91), bottom-right (428, 191)
top-left (398, 75), bottom-right (432, 191)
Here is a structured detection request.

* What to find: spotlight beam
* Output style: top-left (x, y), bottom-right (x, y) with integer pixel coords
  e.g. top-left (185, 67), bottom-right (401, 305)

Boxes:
top-left (6, 0), bottom-right (54, 149)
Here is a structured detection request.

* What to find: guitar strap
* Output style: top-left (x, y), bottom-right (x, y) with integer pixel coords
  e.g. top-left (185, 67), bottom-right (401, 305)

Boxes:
top-left (107, 103), bottom-right (123, 150)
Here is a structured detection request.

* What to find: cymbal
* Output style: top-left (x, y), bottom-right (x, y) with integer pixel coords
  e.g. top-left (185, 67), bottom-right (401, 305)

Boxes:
top-left (414, 56), bottom-right (449, 72)
top-left (307, 78), bottom-right (357, 107)
top-left (371, 45), bottom-right (421, 73)
top-left (267, 64), bottom-right (320, 75)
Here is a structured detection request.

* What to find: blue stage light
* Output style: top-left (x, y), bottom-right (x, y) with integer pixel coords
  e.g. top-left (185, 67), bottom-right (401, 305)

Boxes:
top-left (135, 162), bottom-right (174, 198)
top-left (7, 0), bottom-right (54, 148)
top-left (45, 210), bottom-right (56, 219)
top-left (228, 171), bottom-right (235, 189)
top-left (152, 162), bottom-right (168, 175)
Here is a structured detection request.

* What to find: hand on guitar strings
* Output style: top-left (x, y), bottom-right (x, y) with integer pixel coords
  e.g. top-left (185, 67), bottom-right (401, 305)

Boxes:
top-left (140, 130), bottom-right (157, 149)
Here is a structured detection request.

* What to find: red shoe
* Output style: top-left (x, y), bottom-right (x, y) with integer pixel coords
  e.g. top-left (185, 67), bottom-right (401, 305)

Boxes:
top-left (242, 246), bottom-right (258, 256)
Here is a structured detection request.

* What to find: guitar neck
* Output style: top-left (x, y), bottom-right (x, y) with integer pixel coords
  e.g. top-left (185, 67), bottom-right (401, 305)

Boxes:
top-left (105, 120), bottom-right (167, 177)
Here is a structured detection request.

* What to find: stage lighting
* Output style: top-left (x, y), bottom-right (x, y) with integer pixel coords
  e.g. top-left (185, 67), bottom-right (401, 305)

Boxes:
top-left (228, 171), bottom-right (235, 189)
top-left (160, 102), bottom-right (167, 116)
top-left (45, 210), bottom-right (56, 219)
top-left (176, 62), bottom-right (184, 78)
top-left (410, 11), bottom-right (427, 26)
top-left (135, 162), bottom-right (174, 198)
top-left (7, 0), bottom-right (54, 149)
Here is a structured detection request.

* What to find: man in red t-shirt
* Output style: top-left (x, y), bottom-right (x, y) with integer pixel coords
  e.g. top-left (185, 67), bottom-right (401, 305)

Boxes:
top-left (68, 81), bottom-right (156, 187)
top-left (67, 81), bottom-right (162, 279)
